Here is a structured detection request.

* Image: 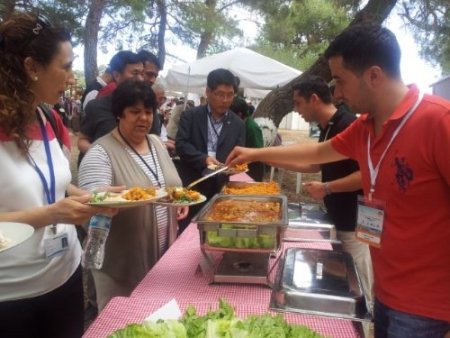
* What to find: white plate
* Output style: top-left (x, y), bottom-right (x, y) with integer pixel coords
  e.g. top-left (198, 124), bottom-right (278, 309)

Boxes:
top-left (0, 222), bottom-right (34, 253)
top-left (154, 194), bottom-right (207, 207)
top-left (88, 189), bottom-right (168, 208)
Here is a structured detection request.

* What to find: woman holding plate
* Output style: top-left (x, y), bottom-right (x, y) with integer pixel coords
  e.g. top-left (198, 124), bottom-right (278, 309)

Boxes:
top-left (78, 80), bottom-right (188, 311)
top-left (0, 12), bottom-right (116, 338)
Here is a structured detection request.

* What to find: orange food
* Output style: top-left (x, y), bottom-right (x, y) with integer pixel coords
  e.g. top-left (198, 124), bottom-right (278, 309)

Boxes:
top-left (122, 187), bottom-right (156, 201)
top-left (166, 187), bottom-right (201, 202)
top-left (205, 199), bottom-right (280, 223)
top-left (223, 181), bottom-right (280, 195)
top-left (233, 163), bottom-right (248, 171)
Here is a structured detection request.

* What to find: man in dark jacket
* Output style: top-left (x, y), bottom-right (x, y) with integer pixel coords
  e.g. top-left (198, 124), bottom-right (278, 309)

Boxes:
top-left (176, 68), bottom-right (245, 231)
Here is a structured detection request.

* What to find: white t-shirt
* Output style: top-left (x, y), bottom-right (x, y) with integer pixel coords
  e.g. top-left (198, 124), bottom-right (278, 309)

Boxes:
top-left (0, 129), bottom-right (81, 301)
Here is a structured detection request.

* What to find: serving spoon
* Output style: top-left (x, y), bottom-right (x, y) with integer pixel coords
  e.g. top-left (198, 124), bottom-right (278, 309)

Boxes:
top-left (186, 165), bottom-right (229, 190)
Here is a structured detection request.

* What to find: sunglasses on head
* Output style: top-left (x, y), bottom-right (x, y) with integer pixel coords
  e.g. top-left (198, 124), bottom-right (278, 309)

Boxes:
top-left (32, 14), bottom-right (51, 36)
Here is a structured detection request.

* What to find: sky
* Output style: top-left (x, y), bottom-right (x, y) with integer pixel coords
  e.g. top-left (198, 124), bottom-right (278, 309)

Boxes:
top-left (73, 6), bottom-right (443, 92)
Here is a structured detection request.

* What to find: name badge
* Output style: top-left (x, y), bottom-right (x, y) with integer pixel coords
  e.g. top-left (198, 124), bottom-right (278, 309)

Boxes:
top-left (356, 195), bottom-right (386, 248)
top-left (44, 231), bottom-right (69, 258)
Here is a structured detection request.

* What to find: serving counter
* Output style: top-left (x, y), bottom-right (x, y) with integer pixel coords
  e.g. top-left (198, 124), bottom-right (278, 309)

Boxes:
top-left (83, 174), bottom-right (363, 338)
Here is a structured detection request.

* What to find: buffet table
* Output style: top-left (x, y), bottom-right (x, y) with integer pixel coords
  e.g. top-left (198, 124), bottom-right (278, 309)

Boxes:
top-left (83, 174), bottom-right (362, 338)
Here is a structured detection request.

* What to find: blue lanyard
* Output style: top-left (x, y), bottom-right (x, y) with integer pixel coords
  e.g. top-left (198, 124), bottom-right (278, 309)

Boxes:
top-left (27, 113), bottom-right (56, 205)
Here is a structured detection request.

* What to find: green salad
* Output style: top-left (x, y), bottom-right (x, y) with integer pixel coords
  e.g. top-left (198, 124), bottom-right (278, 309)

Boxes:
top-left (108, 299), bottom-right (324, 338)
top-left (206, 224), bottom-right (276, 250)
top-left (90, 191), bottom-right (111, 203)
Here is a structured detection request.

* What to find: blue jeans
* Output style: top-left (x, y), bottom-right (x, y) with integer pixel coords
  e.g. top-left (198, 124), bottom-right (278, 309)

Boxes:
top-left (374, 299), bottom-right (450, 338)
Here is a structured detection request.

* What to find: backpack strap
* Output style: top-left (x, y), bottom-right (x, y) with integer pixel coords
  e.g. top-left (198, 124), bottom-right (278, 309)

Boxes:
top-left (38, 104), bottom-right (63, 148)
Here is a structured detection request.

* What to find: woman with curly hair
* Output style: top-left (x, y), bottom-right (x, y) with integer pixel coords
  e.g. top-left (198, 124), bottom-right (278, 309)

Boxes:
top-left (0, 12), bottom-right (114, 338)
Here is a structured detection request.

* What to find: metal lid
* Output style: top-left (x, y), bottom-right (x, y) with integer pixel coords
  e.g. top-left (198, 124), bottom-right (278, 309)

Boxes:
top-left (270, 248), bottom-right (371, 322)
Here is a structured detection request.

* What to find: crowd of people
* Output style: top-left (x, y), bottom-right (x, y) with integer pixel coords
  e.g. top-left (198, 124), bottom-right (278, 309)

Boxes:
top-left (0, 10), bottom-right (448, 338)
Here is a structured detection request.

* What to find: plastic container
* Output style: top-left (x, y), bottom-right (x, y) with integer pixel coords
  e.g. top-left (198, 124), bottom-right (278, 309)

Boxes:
top-left (81, 215), bottom-right (112, 269)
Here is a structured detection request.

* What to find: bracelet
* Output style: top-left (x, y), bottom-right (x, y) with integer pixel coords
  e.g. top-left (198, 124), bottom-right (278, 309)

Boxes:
top-left (324, 182), bottom-right (332, 195)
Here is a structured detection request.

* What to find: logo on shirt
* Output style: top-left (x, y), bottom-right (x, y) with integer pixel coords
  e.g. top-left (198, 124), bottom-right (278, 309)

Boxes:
top-left (394, 156), bottom-right (413, 192)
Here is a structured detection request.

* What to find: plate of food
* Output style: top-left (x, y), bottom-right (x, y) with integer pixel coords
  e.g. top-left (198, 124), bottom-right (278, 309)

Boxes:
top-left (88, 187), bottom-right (168, 208)
top-left (0, 222), bottom-right (34, 253)
top-left (154, 187), bottom-right (207, 206)
top-left (207, 163), bottom-right (249, 175)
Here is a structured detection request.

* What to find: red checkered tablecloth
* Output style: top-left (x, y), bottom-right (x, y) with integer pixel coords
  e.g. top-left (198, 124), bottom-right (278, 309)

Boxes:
top-left (84, 222), bottom-right (362, 338)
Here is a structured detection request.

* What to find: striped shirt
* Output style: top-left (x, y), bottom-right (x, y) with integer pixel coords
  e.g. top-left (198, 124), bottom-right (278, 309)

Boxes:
top-left (78, 143), bottom-right (169, 253)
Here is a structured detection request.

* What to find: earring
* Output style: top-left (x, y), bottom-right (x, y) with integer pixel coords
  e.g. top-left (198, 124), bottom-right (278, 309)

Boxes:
top-left (33, 76), bottom-right (38, 81)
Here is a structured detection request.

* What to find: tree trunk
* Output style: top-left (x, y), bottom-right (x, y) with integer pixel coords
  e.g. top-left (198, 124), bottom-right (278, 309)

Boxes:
top-left (253, 0), bottom-right (398, 130)
top-left (156, 0), bottom-right (167, 69)
top-left (197, 32), bottom-right (214, 59)
top-left (196, 0), bottom-right (217, 59)
top-left (83, 0), bottom-right (107, 85)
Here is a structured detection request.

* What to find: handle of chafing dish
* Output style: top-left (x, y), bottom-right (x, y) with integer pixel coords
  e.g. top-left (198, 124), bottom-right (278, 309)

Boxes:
top-left (282, 237), bottom-right (342, 245)
top-left (316, 262), bottom-right (323, 280)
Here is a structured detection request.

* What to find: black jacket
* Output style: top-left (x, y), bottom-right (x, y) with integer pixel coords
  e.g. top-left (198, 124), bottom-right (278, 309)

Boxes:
top-left (175, 105), bottom-right (245, 197)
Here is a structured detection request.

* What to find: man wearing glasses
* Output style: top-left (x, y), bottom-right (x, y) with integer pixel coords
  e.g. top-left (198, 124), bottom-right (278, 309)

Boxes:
top-left (176, 68), bottom-right (245, 232)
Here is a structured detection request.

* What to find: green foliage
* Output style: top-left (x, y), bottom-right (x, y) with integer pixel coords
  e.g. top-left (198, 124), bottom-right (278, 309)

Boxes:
top-left (169, 0), bottom-right (243, 56)
top-left (253, 0), bottom-right (351, 70)
top-left (400, 0), bottom-right (450, 73)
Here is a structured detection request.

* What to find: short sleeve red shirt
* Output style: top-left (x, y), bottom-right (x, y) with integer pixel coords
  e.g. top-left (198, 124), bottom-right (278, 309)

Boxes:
top-left (331, 85), bottom-right (450, 321)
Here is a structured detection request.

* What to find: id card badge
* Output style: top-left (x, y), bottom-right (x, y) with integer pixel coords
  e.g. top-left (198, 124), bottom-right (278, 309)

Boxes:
top-left (44, 228), bottom-right (69, 258)
top-left (356, 195), bottom-right (386, 248)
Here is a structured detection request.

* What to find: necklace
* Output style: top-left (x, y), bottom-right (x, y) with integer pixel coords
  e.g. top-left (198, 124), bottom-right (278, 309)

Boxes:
top-left (117, 126), bottom-right (161, 187)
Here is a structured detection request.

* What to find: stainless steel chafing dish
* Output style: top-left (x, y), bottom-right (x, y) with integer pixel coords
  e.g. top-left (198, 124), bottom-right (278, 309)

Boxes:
top-left (270, 248), bottom-right (371, 322)
top-left (194, 194), bottom-right (288, 252)
top-left (285, 203), bottom-right (338, 244)
top-left (221, 181), bottom-right (281, 195)
top-left (193, 194), bottom-right (288, 285)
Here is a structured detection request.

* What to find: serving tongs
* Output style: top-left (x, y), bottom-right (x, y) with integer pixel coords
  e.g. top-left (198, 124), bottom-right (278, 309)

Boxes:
top-left (186, 165), bottom-right (229, 190)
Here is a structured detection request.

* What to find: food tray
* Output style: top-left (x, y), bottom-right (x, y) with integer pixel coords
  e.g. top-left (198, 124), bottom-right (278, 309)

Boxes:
top-left (221, 181), bottom-right (281, 195)
top-left (285, 203), bottom-right (336, 242)
top-left (193, 194), bottom-right (288, 251)
top-left (270, 248), bottom-right (371, 321)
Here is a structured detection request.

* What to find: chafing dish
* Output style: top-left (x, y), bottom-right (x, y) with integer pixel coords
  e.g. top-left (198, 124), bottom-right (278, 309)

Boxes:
top-left (270, 248), bottom-right (371, 321)
top-left (285, 203), bottom-right (337, 244)
top-left (194, 194), bottom-right (288, 252)
top-left (193, 194), bottom-right (288, 285)
top-left (221, 181), bottom-right (281, 195)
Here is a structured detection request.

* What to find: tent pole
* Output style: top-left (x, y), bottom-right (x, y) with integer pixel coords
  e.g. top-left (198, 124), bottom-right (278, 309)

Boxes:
top-left (184, 66), bottom-right (191, 110)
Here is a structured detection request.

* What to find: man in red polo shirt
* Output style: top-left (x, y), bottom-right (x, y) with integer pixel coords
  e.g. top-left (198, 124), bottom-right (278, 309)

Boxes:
top-left (226, 23), bottom-right (450, 338)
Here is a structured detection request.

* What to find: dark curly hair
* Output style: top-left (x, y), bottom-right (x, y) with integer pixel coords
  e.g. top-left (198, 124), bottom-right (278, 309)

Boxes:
top-left (0, 12), bottom-right (71, 153)
top-left (111, 80), bottom-right (157, 120)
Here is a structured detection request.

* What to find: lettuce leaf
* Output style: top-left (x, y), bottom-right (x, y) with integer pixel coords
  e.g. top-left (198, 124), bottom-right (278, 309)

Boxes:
top-left (108, 299), bottom-right (324, 338)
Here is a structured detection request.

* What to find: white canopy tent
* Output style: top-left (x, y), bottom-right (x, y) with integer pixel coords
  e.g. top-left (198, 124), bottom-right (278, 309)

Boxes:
top-left (165, 48), bottom-right (302, 98)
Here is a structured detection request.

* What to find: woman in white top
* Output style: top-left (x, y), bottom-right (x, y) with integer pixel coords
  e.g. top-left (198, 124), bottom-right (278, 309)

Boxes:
top-left (0, 12), bottom-right (115, 338)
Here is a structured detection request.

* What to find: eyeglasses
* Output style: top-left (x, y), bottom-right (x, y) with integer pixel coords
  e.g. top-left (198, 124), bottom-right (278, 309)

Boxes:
top-left (212, 91), bottom-right (235, 100)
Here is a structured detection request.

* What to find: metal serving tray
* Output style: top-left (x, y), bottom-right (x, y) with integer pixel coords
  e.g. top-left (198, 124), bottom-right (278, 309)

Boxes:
top-left (285, 203), bottom-right (337, 243)
top-left (270, 248), bottom-right (371, 322)
top-left (221, 181), bottom-right (281, 195)
top-left (193, 194), bottom-right (288, 251)
top-left (194, 194), bottom-right (288, 227)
